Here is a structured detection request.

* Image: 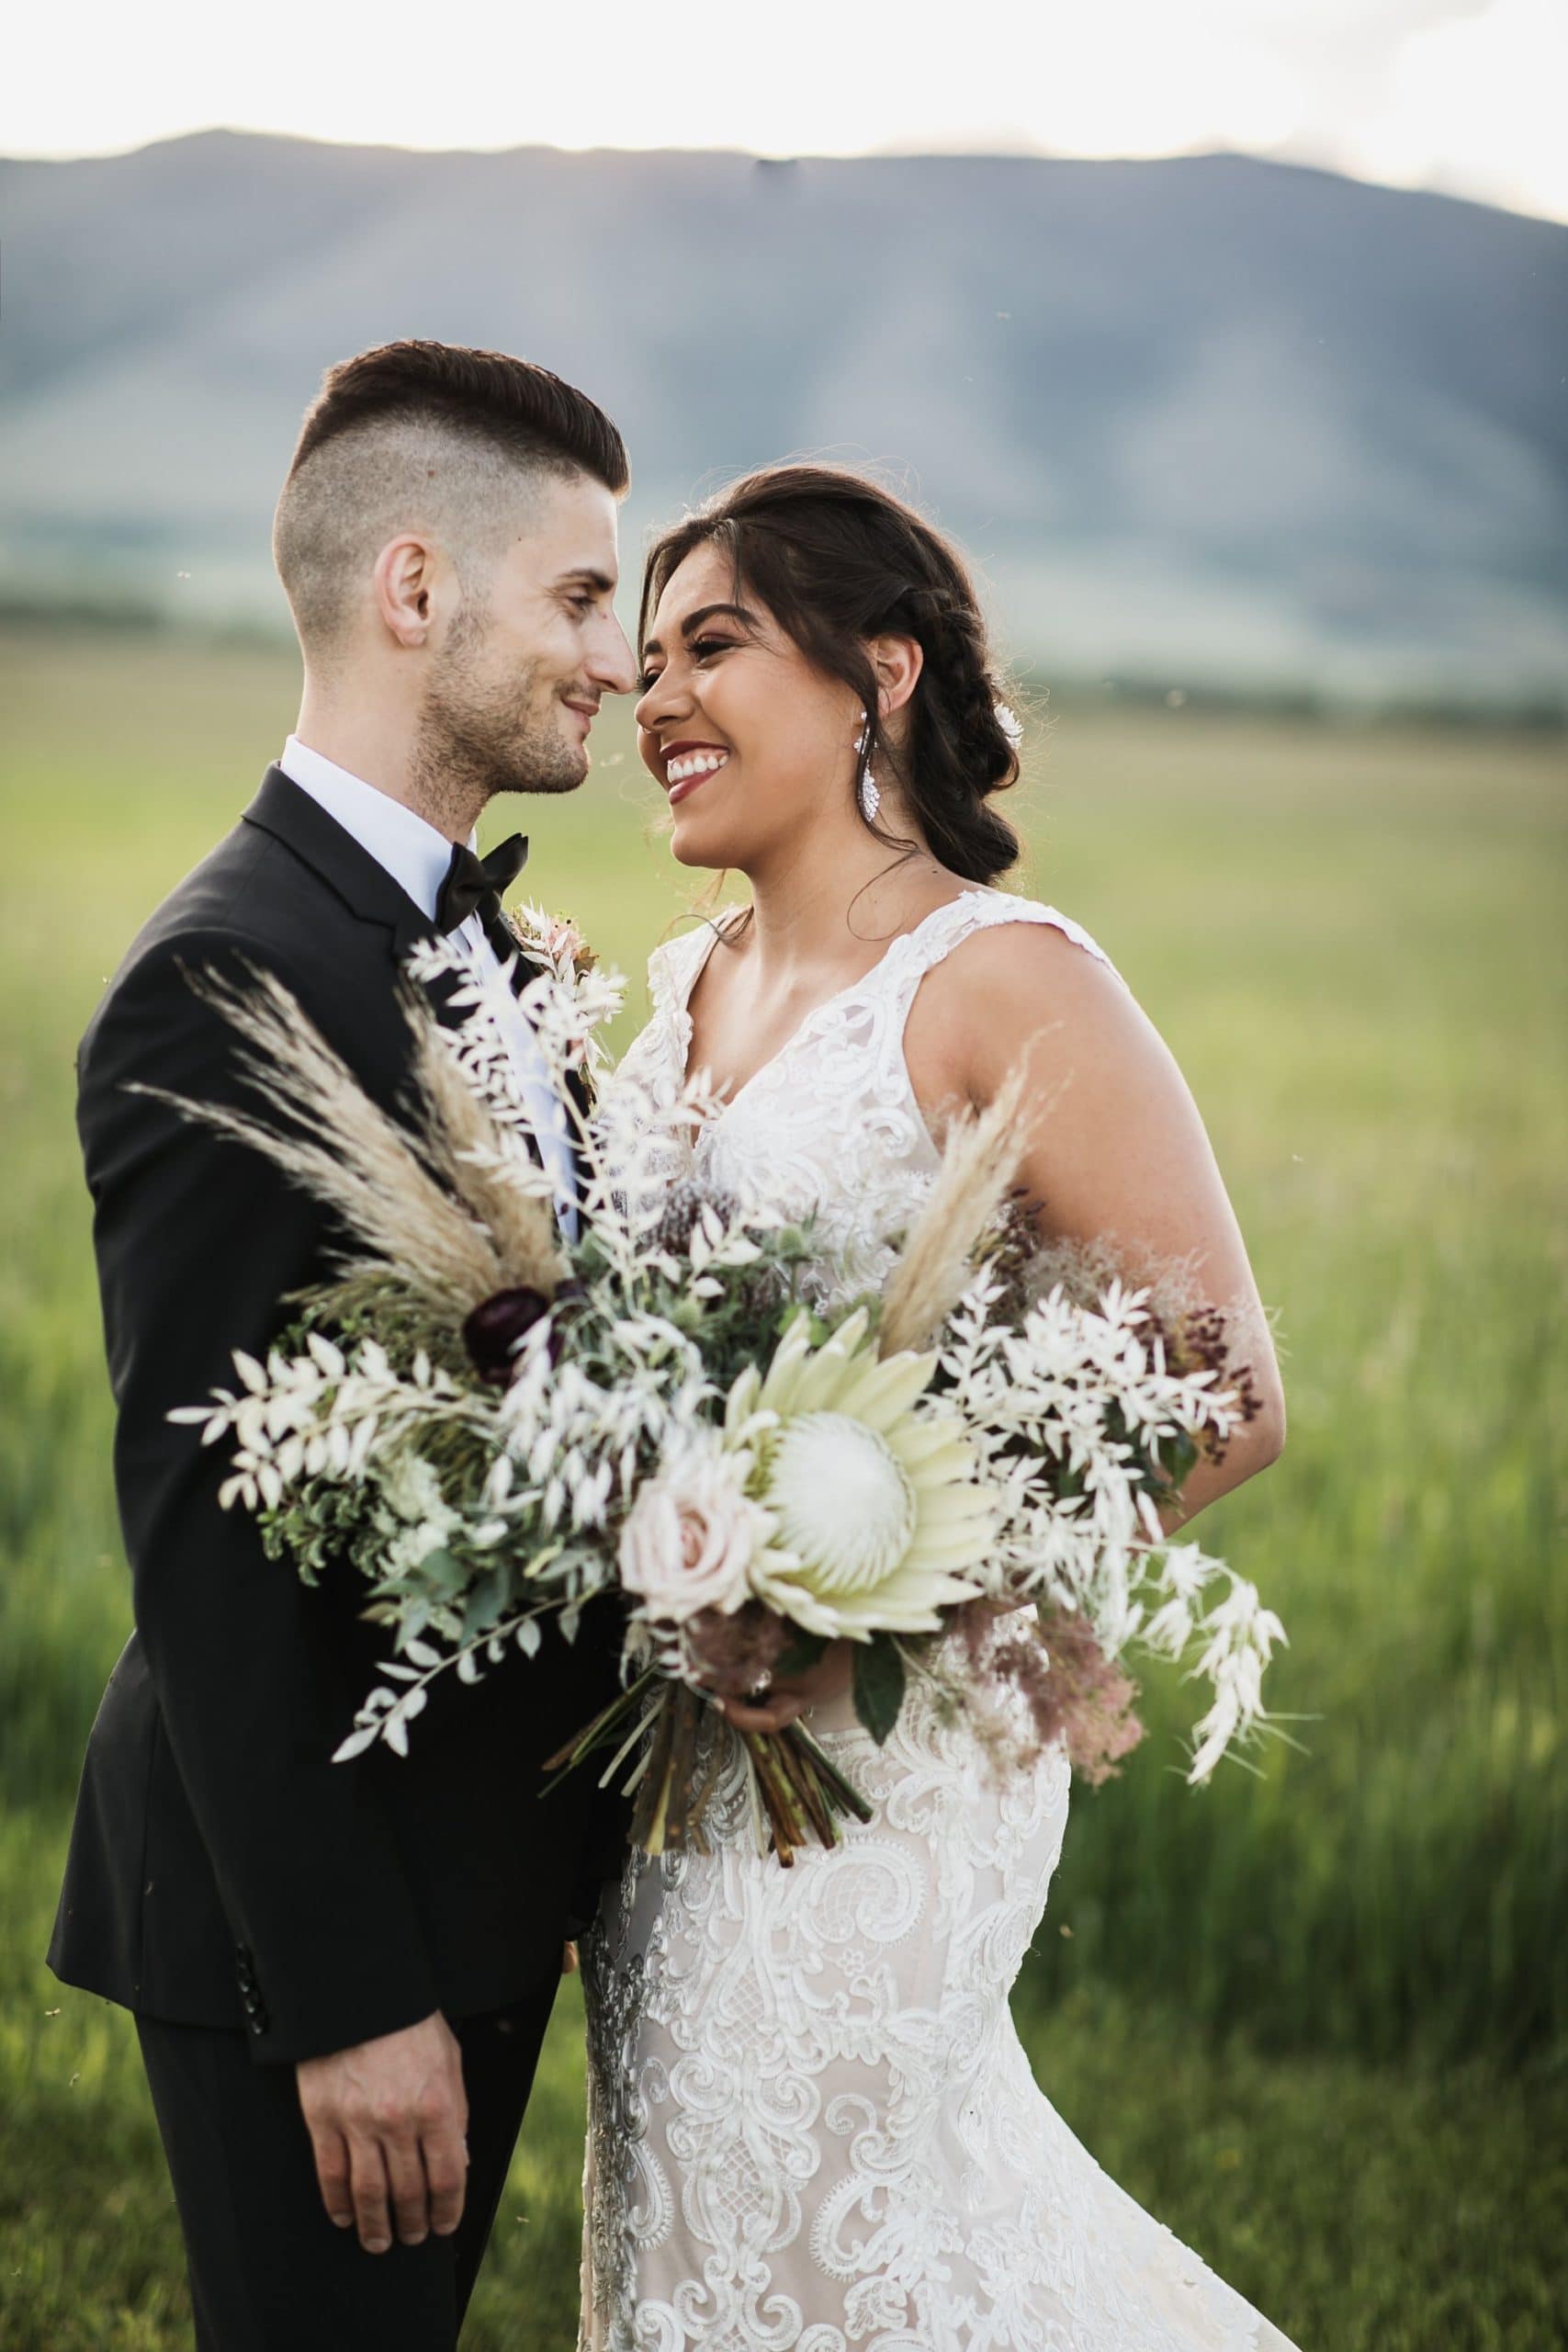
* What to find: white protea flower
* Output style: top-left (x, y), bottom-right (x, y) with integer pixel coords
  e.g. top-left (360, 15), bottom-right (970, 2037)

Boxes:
top-left (726, 1307), bottom-right (998, 1639)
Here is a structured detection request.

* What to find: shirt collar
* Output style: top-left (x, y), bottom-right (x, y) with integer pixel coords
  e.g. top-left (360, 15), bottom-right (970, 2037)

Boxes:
top-left (278, 735), bottom-right (475, 923)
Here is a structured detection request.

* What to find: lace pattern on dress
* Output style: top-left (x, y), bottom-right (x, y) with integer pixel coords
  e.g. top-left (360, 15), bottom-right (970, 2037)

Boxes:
top-left (625, 893), bottom-right (1125, 1303)
top-left (581, 894), bottom-right (1295, 2352)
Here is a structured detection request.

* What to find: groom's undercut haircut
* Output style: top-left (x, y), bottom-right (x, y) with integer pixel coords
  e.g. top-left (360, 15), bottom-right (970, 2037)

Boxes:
top-left (273, 340), bottom-right (629, 659)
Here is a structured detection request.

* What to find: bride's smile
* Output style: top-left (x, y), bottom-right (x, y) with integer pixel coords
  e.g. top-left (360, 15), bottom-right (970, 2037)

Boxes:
top-left (661, 745), bottom-right (729, 797)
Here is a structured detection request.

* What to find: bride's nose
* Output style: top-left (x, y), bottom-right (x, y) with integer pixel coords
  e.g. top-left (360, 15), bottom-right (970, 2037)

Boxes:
top-left (634, 670), bottom-right (685, 733)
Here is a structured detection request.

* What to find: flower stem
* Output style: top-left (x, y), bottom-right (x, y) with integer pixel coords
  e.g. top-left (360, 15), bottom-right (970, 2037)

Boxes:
top-left (540, 1665), bottom-right (661, 1788)
top-left (788, 1721), bottom-right (874, 1824)
top-left (545, 1680), bottom-right (873, 1868)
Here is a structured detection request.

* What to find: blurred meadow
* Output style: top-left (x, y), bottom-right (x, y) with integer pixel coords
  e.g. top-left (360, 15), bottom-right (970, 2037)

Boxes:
top-left (1, 623), bottom-right (1564, 2349)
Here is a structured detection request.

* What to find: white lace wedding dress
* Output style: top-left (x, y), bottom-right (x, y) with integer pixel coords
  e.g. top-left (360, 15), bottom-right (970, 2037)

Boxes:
top-left (578, 891), bottom-right (1299, 2352)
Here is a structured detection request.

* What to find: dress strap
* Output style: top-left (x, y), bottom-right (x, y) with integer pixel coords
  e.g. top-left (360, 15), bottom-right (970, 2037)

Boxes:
top-left (647, 920), bottom-right (728, 1029)
top-left (874, 889), bottom-right (1126, 1023)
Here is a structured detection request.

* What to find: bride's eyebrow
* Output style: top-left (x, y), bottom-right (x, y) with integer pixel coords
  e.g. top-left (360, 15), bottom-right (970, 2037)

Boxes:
top-left (642, 603), bottom-right (759, 659)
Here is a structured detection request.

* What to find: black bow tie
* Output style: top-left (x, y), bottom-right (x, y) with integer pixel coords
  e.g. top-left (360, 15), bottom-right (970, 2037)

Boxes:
top-left (434, 833), bottom-right (529, 935)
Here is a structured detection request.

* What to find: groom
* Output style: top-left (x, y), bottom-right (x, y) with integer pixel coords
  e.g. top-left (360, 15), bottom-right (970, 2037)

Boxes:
top-left (49, 341), bottom-right (637, 2346)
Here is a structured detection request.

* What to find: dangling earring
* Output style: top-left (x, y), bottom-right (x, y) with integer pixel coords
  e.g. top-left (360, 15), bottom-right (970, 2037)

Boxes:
top-left (854, 711), bottom-right (881, 823)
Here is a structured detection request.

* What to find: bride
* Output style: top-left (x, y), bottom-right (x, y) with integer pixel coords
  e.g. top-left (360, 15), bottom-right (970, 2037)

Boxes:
top-left (578, 464), bottom-right (1298, 2351)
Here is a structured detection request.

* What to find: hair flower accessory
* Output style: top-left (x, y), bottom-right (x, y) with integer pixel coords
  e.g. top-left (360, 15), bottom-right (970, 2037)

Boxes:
top-left (994, 702), bottom-right (1024, 748)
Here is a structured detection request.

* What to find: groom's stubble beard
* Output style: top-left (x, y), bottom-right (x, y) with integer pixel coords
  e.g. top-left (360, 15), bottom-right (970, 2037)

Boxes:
top-left (410, 592), bottom-right (587, 829)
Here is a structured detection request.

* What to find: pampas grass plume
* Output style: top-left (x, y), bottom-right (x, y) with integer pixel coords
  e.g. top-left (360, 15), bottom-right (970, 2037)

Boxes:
top-left (402, 987), bottom-right (568, 1295)
top-left (878, 1066), bottom-right (1035, 1357)
top-left (134, 962), bottom-right (556, 1321)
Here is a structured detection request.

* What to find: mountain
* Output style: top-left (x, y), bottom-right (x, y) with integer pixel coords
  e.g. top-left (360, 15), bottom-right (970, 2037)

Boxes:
top-left (2, 131), bottom-right (1564, 705)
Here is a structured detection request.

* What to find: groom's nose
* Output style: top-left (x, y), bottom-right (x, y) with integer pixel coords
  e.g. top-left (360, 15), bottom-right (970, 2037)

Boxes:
top-left (585, 610), bottom-right (637, 696)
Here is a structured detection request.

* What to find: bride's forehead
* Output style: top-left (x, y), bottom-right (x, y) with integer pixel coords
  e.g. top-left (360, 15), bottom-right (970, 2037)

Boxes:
top-left (653, 542), bottom-right (737, 622)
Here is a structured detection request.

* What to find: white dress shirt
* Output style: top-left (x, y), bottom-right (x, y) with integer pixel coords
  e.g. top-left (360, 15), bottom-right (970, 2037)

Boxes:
top-left (278, 735), bottom-right (579, 1240)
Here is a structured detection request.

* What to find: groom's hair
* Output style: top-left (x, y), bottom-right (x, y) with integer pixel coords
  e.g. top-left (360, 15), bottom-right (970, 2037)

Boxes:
top-left (274, 340), bottom-right (628, 659)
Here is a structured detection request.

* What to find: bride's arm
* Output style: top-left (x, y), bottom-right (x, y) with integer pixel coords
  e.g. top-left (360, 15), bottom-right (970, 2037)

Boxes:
top-left (904, 919), bottom-right (1287, 1530)
top-left (723, 921), bottom-right (1286, 1736)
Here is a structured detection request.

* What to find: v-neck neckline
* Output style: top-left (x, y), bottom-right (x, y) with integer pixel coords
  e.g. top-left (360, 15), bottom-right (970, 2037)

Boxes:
top-left (672, 891), bottom-right (986, 1121)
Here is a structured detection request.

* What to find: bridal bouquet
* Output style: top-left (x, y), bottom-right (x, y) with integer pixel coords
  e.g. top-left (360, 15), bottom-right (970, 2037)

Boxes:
top-left (164, 922), bottom-right (1284, 1865)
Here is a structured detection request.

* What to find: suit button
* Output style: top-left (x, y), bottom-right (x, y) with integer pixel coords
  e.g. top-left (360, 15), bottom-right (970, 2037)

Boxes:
top-left (235, 1941), bottom-right (263, 2023)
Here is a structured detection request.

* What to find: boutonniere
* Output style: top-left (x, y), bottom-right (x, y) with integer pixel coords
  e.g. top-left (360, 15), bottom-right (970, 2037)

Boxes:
top-left (503, 904), bottom-right (600, 986)
top-left (496, 904), bottom-right (605, 1108)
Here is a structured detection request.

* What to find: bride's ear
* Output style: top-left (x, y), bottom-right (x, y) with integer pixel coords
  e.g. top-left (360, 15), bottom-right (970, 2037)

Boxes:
top-left (866, 633), bottom-right (923, 723)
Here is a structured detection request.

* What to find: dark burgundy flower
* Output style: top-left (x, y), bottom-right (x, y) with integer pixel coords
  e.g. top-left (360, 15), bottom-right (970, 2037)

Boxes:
top-left (462, 1287), bottom-right (554, 1386)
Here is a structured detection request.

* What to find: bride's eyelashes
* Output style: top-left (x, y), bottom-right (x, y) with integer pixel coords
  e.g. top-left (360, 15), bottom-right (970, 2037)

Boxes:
top-left (638, 636), bottom-right (737, 693)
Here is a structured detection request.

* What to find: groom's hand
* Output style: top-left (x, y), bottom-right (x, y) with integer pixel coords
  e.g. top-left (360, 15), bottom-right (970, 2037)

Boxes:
top-left (296, 2011), bottom-right (468, 2254)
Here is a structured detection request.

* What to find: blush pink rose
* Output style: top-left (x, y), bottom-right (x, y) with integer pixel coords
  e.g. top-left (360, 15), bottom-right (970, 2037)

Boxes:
top-left (618, 1450), bottom-right (765, 1624)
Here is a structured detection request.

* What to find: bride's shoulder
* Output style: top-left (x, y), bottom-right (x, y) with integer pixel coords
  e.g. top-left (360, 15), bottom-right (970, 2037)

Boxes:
top-left (920, 888), bottom-right (1127, 992)
top-left (905, 889), bottom-right (1145, 1092)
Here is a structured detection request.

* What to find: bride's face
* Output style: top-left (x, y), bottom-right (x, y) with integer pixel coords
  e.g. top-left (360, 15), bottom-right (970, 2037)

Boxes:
top-left (635, 543), bottom-right (862, 871)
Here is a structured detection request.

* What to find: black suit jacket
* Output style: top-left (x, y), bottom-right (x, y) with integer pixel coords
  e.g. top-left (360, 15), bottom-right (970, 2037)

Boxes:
top-left (49, 767), bottom-right (626, 2064)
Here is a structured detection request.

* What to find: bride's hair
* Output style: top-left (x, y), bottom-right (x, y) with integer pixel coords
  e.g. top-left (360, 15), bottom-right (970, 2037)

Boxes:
top-left (639, 464), bottom-right (1022, 884)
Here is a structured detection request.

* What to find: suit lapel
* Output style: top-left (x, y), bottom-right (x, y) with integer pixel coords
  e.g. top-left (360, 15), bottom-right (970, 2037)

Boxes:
top-left (243, 766), bottom-right (428, 937)
top-left (243, 767), bottom-right (587, 1216)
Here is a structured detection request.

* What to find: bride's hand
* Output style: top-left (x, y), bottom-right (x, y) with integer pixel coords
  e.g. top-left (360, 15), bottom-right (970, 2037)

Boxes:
top-left (718, 1639), bottom-right (854, 1735)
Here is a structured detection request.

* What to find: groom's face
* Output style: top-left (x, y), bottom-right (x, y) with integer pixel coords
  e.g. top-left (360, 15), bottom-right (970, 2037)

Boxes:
top-left (417, 471), bottom-right (635, 800)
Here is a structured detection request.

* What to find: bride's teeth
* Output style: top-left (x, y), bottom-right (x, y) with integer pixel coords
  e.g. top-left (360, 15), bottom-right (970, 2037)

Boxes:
top-left (669, 752), bottom-right (729, 783)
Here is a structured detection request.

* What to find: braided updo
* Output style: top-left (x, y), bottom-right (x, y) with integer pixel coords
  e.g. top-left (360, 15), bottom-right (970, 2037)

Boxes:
top-left (638, 464), bottom-right (1022, 884)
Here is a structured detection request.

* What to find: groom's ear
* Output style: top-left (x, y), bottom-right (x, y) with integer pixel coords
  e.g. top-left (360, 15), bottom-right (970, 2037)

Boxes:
top-left (867, 632), bottom-right (924, 723)
top-left (373, 532), bottom-right (446, 649)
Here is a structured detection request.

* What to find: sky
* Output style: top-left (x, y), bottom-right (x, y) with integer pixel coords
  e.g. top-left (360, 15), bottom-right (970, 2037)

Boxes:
top-left (6, 0), bottom-right (1565, 226)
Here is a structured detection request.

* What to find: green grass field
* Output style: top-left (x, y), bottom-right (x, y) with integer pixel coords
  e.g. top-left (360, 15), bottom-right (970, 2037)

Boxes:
top-left (1, 627), bottom-right (1563, 2349)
